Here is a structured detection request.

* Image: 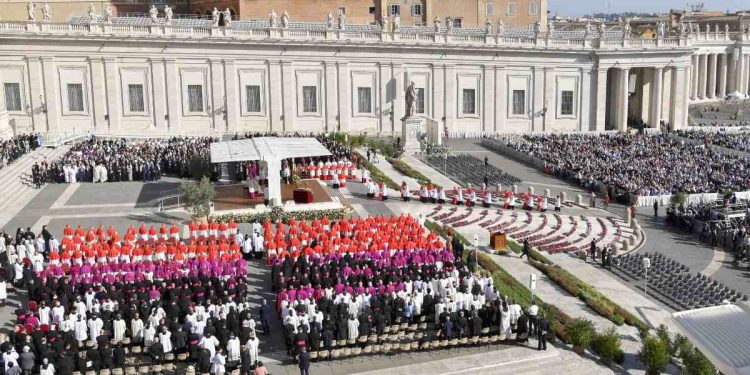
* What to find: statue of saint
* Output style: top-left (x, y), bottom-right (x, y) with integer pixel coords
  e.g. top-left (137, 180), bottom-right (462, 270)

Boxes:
top-left (104, 3), bottom-right (113, 23)
top-left (485, 18), bottom-right (492, 34)
top-left (446, 16), bottom-right (453, 32)
top-left (27, 2), bottom-right (36, 22)
top-left (325, 11), bottom-right (333, 29)
top-left (42, 3), bottom-right (51, 21)
top-left (164, 5), bottom-right (173, 25)
top-left (281, 10), bottom-right (289, 28)
top-left (392, 14), bottom-right (400, 32)
top-left (404, 81), bottom-right (416, 120)
top-left (380, 14), bottom-right (388, 31)
top-left (223, 8), bottom-right (231, 27)
top-left (496, 19), bottom-right (504, 36)
top-left (269, 9), bottom-right (277, 28)
top-left (211, 7), bottom-right (220, 27)
top-left (88, 3), bottom-right (97, 22)
top-left (148, 4), bottom-right (158, 24)
top-left (337, 8), bottom-right (346, 30)
top-left (433, 17), bottom-right (441, 33)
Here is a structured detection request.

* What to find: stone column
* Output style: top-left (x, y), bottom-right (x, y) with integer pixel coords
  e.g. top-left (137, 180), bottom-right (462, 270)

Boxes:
top-left (707, 53), bottom-right (717, 99)
top-left (444, 65), bottom-right (455, 135)
top-left (698, 54), bottom-right (707, 99)
top-left (718, 53), bottom-right (728, 98)
top-left (745, 55), bottom-right (750, 95)
top-left (433, 64), bottom-right (445, 133)
top-left (735, 53), bottom-right (746, 96)
top-left (580, 68), bottom-right (592, 131)
top-left (594, 66), bottom-right (608, 131)
top-left (670, 67), bottom-right (689, 130)
top-left (649, 67), bottom-right (663, 127)
top-left (690, 55), bottom-right (699, 100)
top-left (543, 67), bottom-right (555, 131)
top-left (727, 50), bottom-right (738, 94)
top-left (617, 68), bottom-right (629, 131)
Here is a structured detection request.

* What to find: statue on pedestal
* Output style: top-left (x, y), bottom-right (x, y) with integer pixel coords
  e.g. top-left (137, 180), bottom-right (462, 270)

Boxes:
top-left (223, 8), bottom-right (232, 27)
top-left (148, 5), bottom-right (158, 24)
top-left (484, 18), bottom-right (492, 35)
top-left (281, 10), bottom-right (289, 28)
top-left (392, 14), bottom-right (400, 32)
top-left (269, 9), bottom-right (277, 28)
top-left (725, 23), bottom-right (730, 37)
top-left (623, 19), bottom-right (631, 38)
top-left (433, 17), bottom-right (441, 33)
top-left (445, 16), bottom-right (453, 32)
top-left (337, 8), bottom-right (345, 30)
top-left (598, 21), bottom-right (606, 38)
top-left (164, 5), bottom-right (173, 25)
top-left (496, 19), bottom-right (504, 36)
top-left (88, 3), bottom-right (97, 22)
top-left (380, 14), bottom-right (388, 31)
top-left (42, 3), bottom-right (51, 21)
top-left (584, 21), bottom-right (591, 38)
top-left (547, 20), bottom-right (555, 34)
top-left (104, 4), bottom-right (113, 23)
top-left (211, 7), bottom-right (220, 27)
top-left (27, 2), bottom-right (36, 22)
top-left (657, 21), bottom-right (666, 39)
top-left (403, 81), bottom-right (416, 120)
top-left (325, 11), bottom-right (333, 29)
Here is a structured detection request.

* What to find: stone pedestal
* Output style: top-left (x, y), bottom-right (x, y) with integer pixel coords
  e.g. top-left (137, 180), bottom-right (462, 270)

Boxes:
top-left (576, 194), bottom-right (583, 205)
top-left (219, 162), bottom-right (232, 183)
top-left (625, 208), bottom-right (632, 226)
top-left (545, 188), bottom-right (551, 198)
top-left (621, 239), bottom-right (630, 253)
top-left (401, 117), bottom-right (424, 154)
top-left (512, 184), bottom-right (518, 193)
top-left (496, 183), bottom-right (502, 192)
top-left (631, 218), bottom-right (639, 230)
top-left (528, 186), bottom-right (534, 195)
top-left (560, 191), bottom-right (566, 202)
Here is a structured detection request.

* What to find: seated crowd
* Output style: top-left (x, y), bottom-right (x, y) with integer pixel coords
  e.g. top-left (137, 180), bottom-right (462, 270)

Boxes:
top-left (490, 133), bottom-right (750, 196)
top-left (264, 215), bottom-right (546, 360)
top-left (676, 129), bottom-right (750, 153)
top-left (34, 136), bottom-right (216, 184)
top-left (399, 183), bottom-right (562, 212)
top-left (0, 221), bottom-right (275, 375)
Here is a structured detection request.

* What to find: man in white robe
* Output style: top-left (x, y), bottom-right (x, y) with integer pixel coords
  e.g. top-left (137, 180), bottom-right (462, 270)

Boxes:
top-left (112, 315), bottom-right (127, 341)
top-left (159, 328), bottom-right (172, 353)
top-left (88, 315), bottom-right (103, 341)
top-left (226, 334), bottom-right (241, 364)
top-left (74, 315), bottom-right (88, 342)
top-left (244, 332), bottom-right (260, 368)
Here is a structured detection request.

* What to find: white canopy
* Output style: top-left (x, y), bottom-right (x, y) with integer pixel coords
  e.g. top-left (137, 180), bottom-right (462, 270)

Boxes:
top-left (672, 303), bottom-right (750, 375)
top-left (209, 137), bottom-right (332, 206)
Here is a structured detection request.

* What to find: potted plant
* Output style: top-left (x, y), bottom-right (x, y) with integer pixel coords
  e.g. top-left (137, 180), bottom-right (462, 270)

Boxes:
top-left (639, 334), bottom-right (671, 375)
top-left (181, 176), bottom-right (214, 220)
top-left (591, 327), bottom-right (623, 365)
top-left (565, 318), bottom-right (595, 354)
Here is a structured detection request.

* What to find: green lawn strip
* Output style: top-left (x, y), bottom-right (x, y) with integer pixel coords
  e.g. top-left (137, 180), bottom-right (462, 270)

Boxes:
top-left (353, 150), bottom-right (400, 190)
top-left (385, 156), bottom-right (441, 188)
top-left (506, 238), bottom-right (647, 330)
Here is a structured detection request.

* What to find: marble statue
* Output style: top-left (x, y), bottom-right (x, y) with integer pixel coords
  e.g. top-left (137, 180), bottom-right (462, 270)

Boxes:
top-left (337, 8), bottom-right (345, 30)
top-left (281, 10), bottom-right (289, 28)
top-left (547, 20), bottom-right (554, 34)
top-left (533, 21), bottom-right (540, 36)
top-left (404, 81), bottom-right (416, 119)
top-left (148, 5), bottom-right (158, 24)
top-left (714, 23), bottom-right (719, 35)
top-left (584, 21), bottom-right (591, 38)
top-left (725, 23), bottom-right (730, 37)
top-left (598, 22), bottom-right (606, 38)
top-left (657, 21), bottom-right (666, 39)
top-left (88, 3), bottom-right (97, 22)
top-left (392, 14), bottom-right (400, 32)
top-left (211, 7), bottom-right (219, 27)
top-left (42, 3), bottom-right (50, 22)
top-left (623, 19), bottom-right (631, 38)
top-left (380, 14), bottom-right (388, 31)
top-left (484, 18), bottom-right (492, 34)
top-left (496, 19), bottom-right (504, 36)
top-left (223, 8), bottom-right (231, 27)
top-left (104, 3), bottom-right (113, 23)
top-left (433, 17), bottom-right (441, 33)
top-left (446, 17), bottom-right (453, 32)
top-left (27, 2), bottom-right (36, 22)
top-left (164, 5), bottom-right (173, 25)
top-left (325, 11), bottom-right (333, 29)
top-left (269, 9), bottom-right (277, 28)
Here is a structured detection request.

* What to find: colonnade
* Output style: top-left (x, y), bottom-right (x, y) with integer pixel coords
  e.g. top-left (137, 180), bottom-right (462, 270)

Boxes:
top-left (690, 51), bottom-right (750, 100)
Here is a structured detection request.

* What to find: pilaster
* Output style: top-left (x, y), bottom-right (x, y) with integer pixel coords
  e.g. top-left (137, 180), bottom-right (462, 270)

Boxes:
top-left (149, 58), bottom-right (167, 132)
top-left (89, 58), bottom-right (107, 131)
top-left (25, 57), bottom-right (46, 132)
top-left (40, 57), bottom-right (59, 133)
top-left (482, 65), bottom-right (494, 133)
top-left (594, 66), bottom-right (607, 131)
top-left (444, 64), bottom-right (455, 135)
top-left (280, 61), bottom-right (294, 132)
top-left (267, 61), bottom-right (282, 132)
top-left (494, 66), bottom-right (506, 133)
top-left (337, 62), bottom-right (350, 133)
top-left (543, 67), bottom-right (554, 131)
top-left (223, 59), bottom-right (238, 133)
top-left (209, 59), bottom-right (225, 132)
top-left (532, 66), bottom-right (545, 132)
top-left (163, 59), bottom-right (181, 133)
top-left (579, 67), bottom-right (592, 132)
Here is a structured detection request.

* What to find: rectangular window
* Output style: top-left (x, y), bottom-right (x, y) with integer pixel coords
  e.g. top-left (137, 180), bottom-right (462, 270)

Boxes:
top-left (487, 3), bottom-right (495, 16)
top-left (462, 88), bottom-right (476, 115)
top-left (512, 90), bottom-right (525, 115)
top-left (128, 84), bottom-right (145, 112)
top-left (302, 86), bottom-right (317, 113)
top-left (416, 88), bottom-right (425, 114)
top-left (561, 90), bottom-right (574, 115)
top-left (357, 87), bottom-right (372, 113)
top-left (187, 84), bottom-right (204, 112)
top-left (338, 7), bottom-right (346, 15)
top-left (67, 83), bottom-right (84, 112)
top-left (390, 4), bottom-right (400, 15)
top-left (368, 6), bottom-right (376, 14)
top-left (412, 4), bottom-right (423, 16)
top-left (3, 83), bottom-right (21, 112)
top-left (453, 18), bottom-right (462, 28)
top-left (246, 85), bottom-right (261, 113)
top-left (529, 1), bottom-right (538, 15)
top-left (507, 2), bottom-right (516, 16)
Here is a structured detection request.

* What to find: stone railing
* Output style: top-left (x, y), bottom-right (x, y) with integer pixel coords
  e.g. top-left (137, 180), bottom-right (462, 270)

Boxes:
top-left (0, 20), bottom-right (714, 50)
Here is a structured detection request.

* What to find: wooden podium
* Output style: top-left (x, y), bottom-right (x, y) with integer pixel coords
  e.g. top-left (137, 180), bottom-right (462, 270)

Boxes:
top-left (490, 232), bottom-right (507, 251)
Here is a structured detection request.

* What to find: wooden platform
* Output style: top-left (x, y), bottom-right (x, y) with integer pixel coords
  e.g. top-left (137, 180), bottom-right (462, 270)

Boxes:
top-left (212, 179), bottom-right (332, 211)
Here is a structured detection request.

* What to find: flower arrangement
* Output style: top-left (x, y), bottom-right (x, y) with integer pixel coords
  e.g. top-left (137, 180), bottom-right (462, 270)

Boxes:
top-left (212, 206), bottom-right (350, 224)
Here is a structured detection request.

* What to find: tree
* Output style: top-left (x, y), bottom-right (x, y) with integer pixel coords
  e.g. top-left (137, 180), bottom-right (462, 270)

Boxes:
top-left (565, 318), bottom-right (596, 354)
top-left (591, 327), bottom-right (623, 364)
top-left (679, 342), bottom-right (716, 375)
top-left (181, 176), bottom-right (214, 218)
top-left (639, 334), bottom-right (671, 375)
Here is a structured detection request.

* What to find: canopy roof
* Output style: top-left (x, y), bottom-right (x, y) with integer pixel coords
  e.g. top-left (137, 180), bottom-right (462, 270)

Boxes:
top-left (209, 137), bottom-right (331, 163)
top-left (672, 303), bottom-right (750, 375)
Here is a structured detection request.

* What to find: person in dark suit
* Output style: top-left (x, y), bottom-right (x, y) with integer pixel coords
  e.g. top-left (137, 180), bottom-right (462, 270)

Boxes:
top-left (442, 317), bottom-right (453, 339)
top-left (113, 344), bottom-right (126, 369)
top-left (56, 352), bottom-right (74, 375)
top-left (521, 239), bottom-right (530, 260)
top-left (259, 300), bottom-right (272, 336)
top-left (198, 345), bottom-right (212, 374)
top-left (298, 347), bottom-right (310, 375)
top-left (516, 313), bottom-right (530, 344)
top-left (172, 326), bottom-right (187, 354)
top-left (537, 314), bottom-right (550, 351)
top-left (322, 328), bottom-right (334, 360)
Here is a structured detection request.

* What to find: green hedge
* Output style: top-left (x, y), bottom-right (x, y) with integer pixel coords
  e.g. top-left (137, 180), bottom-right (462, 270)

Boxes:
top-left (385, 157), bottom-right (441, 188)
top-left (353, 150), bottom-right (400, 190)
top-left (212, 206), bottom-right (350, 224)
